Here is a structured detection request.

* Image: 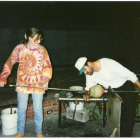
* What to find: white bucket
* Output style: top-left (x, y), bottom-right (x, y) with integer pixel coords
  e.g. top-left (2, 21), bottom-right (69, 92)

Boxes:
top-left (69, 102), bottom-right (84, 110)
top-left (1, 108), bottom-right (18, 136)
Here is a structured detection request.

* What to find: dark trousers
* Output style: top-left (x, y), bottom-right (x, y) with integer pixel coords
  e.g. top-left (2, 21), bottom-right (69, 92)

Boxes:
top-left (114, 81), bottom-right (136, 137)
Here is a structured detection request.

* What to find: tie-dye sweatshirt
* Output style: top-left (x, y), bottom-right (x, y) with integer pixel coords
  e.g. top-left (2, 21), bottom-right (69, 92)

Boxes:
top-left (0, 44), bottom-right (52, 94)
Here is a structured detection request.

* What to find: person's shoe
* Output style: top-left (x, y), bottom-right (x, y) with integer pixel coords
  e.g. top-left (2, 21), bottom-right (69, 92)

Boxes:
top-left (15, 132), bottom-right (24, 137)
top-left (36, 132), bottom-right (44, 137)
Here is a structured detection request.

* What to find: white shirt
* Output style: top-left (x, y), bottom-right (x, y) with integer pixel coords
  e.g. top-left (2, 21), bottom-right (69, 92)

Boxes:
top-left (85, 58), bottom-right (138, 90)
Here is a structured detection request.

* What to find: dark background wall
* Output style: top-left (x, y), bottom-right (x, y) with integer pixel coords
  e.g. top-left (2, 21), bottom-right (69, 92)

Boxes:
top-left (0, 1), bottom-right (140, 74)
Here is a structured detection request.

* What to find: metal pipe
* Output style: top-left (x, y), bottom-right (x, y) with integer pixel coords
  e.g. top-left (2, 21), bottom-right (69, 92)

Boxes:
top-left (107, 90), bottom-right (140, 93)
top-left (7, 84), bottom-right (140, 93)
top-left (59, 98), bottom-right (107, 102)
top-left (8, 84), bottom-right (84, 92)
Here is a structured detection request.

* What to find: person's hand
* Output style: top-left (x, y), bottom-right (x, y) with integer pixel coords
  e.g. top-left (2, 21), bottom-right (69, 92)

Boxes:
top-left (0, 82), bottom-right (6, 87)
top-left (43, 83), bottom-right (48, 90)
top-left (83, 90), bottom-right (89, 101)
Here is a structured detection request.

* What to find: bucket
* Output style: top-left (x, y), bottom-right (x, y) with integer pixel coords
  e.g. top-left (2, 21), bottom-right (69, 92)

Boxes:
top-left (1, 108), bottom-right (18, 136)
top-left (69, 102), bottom-right (84, 110)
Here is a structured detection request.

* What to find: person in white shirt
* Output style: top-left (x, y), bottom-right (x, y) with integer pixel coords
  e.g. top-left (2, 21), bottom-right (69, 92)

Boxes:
top-left (75, 57), bottom-right (140, 137)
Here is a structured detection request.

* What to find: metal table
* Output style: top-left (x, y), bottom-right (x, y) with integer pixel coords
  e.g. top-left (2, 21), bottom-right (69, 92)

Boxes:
top-left (58, 87), bottom-right (123, 137)
top-left (58, 91), bottom-right (107, 128)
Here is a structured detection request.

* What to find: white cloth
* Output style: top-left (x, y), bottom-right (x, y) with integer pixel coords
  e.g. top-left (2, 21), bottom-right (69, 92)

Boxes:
top-left (85, 58), bottom-right (138, 90)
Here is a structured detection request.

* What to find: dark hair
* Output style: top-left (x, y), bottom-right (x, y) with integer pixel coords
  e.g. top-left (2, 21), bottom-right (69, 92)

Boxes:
top-left (19, 27), bottom-right (44, 45)
top-left (85, 57), bottom-right (97, 66)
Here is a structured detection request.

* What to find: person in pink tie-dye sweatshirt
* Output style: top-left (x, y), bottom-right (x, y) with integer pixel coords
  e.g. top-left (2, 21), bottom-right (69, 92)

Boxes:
top-left (0, 27), bottom-right (52, 137)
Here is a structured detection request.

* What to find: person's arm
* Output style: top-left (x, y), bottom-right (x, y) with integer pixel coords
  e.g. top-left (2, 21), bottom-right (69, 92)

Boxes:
top-left (0, 45), bottom-right (19, 86)
top-left (83, 90), bottom-right (90, 101)
top-left (85, 74), bottom-right (97, 91)
top-left (83, 75), bottom-right (97, 101)
top-left (108, 59), bottom-right (138, 83)
top-left (42, 48), bottom-right (52, 90)
top-left (134, 79), bottom-right (140, 89)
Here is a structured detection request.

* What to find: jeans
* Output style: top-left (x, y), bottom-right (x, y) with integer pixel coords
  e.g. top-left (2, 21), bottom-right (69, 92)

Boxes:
top-left (17, 92), bottom-right (43, 134)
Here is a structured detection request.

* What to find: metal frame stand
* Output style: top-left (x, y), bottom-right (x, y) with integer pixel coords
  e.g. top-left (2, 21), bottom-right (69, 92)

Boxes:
top-left (58, 98), bottom-right (107, 128)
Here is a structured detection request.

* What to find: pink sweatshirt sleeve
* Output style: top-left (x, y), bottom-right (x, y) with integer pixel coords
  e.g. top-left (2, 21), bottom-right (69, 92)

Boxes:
top-left (0, 45), bottom-right (19, 83)
top-left (41, 48), bottom-right (52, 85)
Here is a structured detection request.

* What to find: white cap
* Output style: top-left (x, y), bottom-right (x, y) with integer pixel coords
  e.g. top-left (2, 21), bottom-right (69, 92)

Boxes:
top-left (75, 57), bottom-right (87, 75)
